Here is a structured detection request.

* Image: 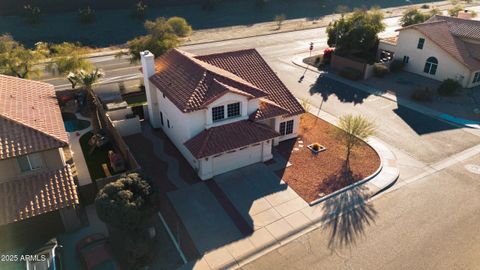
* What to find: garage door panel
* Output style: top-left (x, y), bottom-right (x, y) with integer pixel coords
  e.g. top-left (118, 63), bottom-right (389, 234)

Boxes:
top-left (212, 144), bottom-right (263, 176)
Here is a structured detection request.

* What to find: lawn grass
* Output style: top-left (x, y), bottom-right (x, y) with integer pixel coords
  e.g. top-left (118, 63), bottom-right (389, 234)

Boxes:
top-left (79, 132), bottom-right (114, 180)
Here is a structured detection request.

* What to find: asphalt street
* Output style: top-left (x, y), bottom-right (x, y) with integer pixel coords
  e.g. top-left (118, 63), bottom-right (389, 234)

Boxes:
top-left (41, 9), bottom-right (480, 269)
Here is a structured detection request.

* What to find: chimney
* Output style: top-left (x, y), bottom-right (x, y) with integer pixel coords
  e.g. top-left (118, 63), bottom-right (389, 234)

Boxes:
top-left (140, 50), bottom-right (161, 128)
top-left (140, 50), bottom-right (155, 77)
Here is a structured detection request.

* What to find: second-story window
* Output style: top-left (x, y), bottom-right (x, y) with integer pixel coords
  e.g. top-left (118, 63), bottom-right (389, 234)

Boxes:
top-left (227, 102), bottom-right (240, 118)
top-left (17, 153), bottom-right (43, 172)
top-left (212, 105), bottom-right (225, 122)
top-left (417, 38), bottom-right (425, 49)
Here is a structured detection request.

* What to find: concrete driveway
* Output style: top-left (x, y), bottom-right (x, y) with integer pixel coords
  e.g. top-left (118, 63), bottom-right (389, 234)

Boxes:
top-left (173, 160), bottom-right (317, 269)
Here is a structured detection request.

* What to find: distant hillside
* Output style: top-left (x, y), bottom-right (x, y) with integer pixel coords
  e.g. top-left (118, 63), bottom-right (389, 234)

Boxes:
top-left (0, 0), bottom-right (206, 15)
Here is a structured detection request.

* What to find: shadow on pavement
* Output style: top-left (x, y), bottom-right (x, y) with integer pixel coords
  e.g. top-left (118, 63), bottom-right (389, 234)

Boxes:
top-left (320, 168), bottom-right (377, 250)
top-left (309, 74), bottom-right (376, 105)
top-left (393, 104), bottom-right (459, 135)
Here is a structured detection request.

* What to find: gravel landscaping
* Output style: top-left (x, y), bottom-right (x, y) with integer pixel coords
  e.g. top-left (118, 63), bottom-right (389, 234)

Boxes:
top-left (276, 113), bottom-right (380, 203)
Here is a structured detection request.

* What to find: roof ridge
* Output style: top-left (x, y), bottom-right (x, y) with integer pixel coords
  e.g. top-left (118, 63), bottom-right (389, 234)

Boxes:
top-left (0, 74), bottom-right (55, 88)
top-left (0, 114), bottom-right (68, 146)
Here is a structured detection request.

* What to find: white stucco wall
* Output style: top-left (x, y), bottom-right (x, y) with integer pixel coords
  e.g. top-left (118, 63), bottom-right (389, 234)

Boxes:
top-left (273, 115), bottom-right (301, 145)
top-left (395, 29), bottom-right (474, 87)
top-left (205, 92), bottom-right (250, 128)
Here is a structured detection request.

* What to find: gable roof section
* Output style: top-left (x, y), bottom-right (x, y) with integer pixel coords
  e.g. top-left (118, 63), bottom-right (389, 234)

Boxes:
top-left (426, 15), bottom-right (480, 40)
top-left (184, 120), bottom-right (280, 159)
top-left (149, 49), bottom-right (268, 113)
top-left (250, 99), bottom-right (291, 121)
top-left (0, 165), bottom-right (78, 225)
top-left (0, 75), bottom-right (68, 160)
top-left (397, 16), bottom-right (480, 71)
top-left (196, 49), bottom-right (305, 116)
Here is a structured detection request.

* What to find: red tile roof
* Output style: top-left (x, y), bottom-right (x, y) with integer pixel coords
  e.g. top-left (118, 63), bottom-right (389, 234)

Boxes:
top-left (398, 16), bottom-right (480, 71)
top-left (250, 99), bottom-right (291, 121)
top-left (184, 120), bottom-right (279, 159)
top-left (0, 165), bottom-right (79, 225)
top-left (0, 75), bottom-right (68, 160)
top-left (149, 49), bottom-right (268, 113)
top-left (195, 49), bottom-right (305, 117)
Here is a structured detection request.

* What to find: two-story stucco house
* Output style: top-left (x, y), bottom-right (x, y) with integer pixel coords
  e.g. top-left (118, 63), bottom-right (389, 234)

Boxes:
top-left (140, 49), bottom-right (304, 180)
top-left (379, 15), bottom-right (480, 88)
top-left (0, 75), bottom-right (79, 246)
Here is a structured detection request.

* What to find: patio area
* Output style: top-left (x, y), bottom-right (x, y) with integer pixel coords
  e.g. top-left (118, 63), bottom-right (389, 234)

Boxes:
top-left (276, 113), bottom-right (381, 203)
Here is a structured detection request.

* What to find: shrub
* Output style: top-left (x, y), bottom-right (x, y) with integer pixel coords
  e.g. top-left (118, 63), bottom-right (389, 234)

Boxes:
top-left (410, 87), bottom-right (433, 102)
top-left (79, 6), bottom-right (95, 23)
top-left (448, 4), bottom-right (464, 17)
top-left (421, 4), bottom-right (430, 9)
top-left (323, 48), bottom-right (334, 64)
top-left (131, 1), bottom-right (147, 19)
top-left (167, 17), bottom-right (192, 37)
top-left (373, 63), bottom-right (389, 77)
top-left (438, 79), bottom-right (462, 96)
top-left (389, 59), bottom-right (405, 72)
top-left (23, 5), bottom-right (41, 24)
top-left (275, 14), bottom-right (286, 29)
top-left (339, 67), bottom-right (363, 81)
top-left (95, 173), bottom-right (156, 232)
top-left (312, 143), bottom-right (321, 151)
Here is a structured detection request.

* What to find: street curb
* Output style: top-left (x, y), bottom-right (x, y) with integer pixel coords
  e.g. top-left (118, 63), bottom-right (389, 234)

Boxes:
top-left (291, 56), bottom-right (480, 129)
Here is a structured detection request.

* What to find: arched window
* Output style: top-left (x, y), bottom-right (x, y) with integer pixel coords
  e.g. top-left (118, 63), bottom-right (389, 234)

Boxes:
top-left (423, 57), bottom-right (438, 75)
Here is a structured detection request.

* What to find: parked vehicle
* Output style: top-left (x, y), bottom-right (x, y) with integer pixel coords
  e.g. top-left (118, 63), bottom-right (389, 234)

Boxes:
top-left (25, 238), bottom-right (63, 270)
top-left (76, 233), bottom-right (121, 270)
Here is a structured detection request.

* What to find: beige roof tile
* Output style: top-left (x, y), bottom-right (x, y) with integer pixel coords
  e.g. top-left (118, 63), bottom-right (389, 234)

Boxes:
top-left (0, 75), bottom-right (68, 160)
top-left (0, 165), bottom-right (79, 225)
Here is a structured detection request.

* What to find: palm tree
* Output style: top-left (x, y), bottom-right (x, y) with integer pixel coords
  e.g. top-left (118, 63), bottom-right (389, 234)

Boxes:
top-left (67, 69), bottom-right (104, 132)
top-left (335, 114), bottom-right (376, 166)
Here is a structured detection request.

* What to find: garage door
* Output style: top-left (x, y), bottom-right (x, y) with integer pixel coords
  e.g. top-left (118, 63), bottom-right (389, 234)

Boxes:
top-left (212, 143), bottom-right (263, 176)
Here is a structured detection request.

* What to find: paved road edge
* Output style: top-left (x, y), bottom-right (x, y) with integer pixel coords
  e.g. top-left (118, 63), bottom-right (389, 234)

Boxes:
top-left (291, 56), bottom-right (480, 129)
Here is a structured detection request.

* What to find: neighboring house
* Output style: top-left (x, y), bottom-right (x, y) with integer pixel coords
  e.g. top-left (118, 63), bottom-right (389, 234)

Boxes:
top-left (140, 48), bottom-right (304, 180)
top-left (378, 15), bottom-right (480, 88)
top-left (0, 75), bottom-right (80, 248)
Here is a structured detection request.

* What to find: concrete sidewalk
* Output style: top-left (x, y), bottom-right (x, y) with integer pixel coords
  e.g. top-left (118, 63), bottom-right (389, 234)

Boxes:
top-left (177, 112), bottom-right (399, 270)
top-left (292, 56), bottom-right (480, 129)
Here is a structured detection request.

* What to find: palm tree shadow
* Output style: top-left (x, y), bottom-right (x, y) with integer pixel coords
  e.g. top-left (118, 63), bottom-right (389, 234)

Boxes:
top-left (319, 164), bottom-right (377, 250)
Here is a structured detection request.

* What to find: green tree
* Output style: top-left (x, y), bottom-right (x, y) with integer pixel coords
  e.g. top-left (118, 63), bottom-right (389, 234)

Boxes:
top-left (67, 68), bottom-right (104, 131)
top-left (326, 8), bottom-right (385, 59)
top-left (125, 17), bottom-right (190, 62)
top-left (95, 173), bottom-right (155, 232)
top-left (335, 114), bottom-right (376, 165)
top-left (95, 173), bottom-right (157, 267)
top-left (400, 8), bottom-right (430, 26)
top-left (47, 42), bottom-right (93, 75)
top-left (167, 17), bottom-right (192, 37)
top-left (0, 35), bottom-right (46, 78)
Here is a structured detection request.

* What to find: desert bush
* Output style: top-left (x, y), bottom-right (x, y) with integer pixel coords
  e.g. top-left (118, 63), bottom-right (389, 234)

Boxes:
top-left (23, 5), bottom-right (41, 24)
top-left (410, 86), bottom-right (433, 102)
top-left (339, 68), bottom-right (362, 81)
top-left (373, 63), bottom-right (389, 77)
top-left (437, 79), bottom-right (462, 96)
top-left (389, 59), bottom-right (405, 72)
top-left (421, 4), bottom-right (430, 9)
top-left (79, 6), bottom-right (95, 23)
